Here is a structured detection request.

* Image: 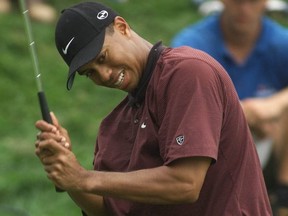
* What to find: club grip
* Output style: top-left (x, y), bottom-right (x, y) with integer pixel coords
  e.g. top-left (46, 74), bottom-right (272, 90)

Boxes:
top-left (37, 91), bottom-right (65, 193)
top-left (38, 91), bottom-right (52, 123)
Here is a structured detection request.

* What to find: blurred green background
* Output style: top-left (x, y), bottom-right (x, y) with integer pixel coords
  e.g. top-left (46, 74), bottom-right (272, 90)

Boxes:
top-left (0, 0), bottom-right (287, 215)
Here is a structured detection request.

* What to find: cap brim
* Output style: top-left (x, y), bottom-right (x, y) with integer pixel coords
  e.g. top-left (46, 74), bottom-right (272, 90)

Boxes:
top-left (66, 30), bottom-right (105, 90)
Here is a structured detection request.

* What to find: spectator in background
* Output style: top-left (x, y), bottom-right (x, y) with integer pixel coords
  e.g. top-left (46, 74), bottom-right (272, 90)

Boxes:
top-left (171, 0), bottom-right (288, 214)
top-left (0, 0), bottom-right (56, 23)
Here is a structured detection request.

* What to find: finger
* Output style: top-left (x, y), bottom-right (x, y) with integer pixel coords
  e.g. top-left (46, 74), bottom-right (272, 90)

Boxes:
top-left (50, 112), bottom-right (70, 148)
top-left (42, 153), bottom-right (60, 165)
top-left (36, 133), bottom-right (70, 153)
top-left (43, 164), bottom-right (53, 173)
top-left (45, 112), bottom-right (71, 150)
top-left (45, 168), bottom-right (62, 188)
top-left (35, 147), bottom-right (54, 163)
top-left (35, 120), bottom-right (58, 134)
top-left (38, 139), bottom-right (65, 155)
top-left (43, 164), bottom-right (61, 180)
top-left (37, 131), bottom-right (66, 143)
top-left (50, 113), bottom-right (68, 139)
top-left (63, 142), bottom-right (70, 148)
top-left (35, 139), bottom-right (40, 148)
top-left (36, 131), bottom-right (41, 140)
top-left (58, 137), bottom-right (70, 149)
top-left (35, 142), bottom-right (41, 158)
top-left (35, 139), bottom-right (49, 156)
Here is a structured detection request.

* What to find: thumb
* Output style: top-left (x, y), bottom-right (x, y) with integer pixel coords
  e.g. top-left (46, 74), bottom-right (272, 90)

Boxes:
top-left (50, 112), bottom-right (71, 149)
top-left (50, 112), bottom-right (59, 127)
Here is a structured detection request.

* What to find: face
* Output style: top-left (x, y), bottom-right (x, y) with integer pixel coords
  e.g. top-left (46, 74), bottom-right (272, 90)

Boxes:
top-left (221, 0), bottom-right (267, 34)
top-left (78, 19), bottom-right (144, 93)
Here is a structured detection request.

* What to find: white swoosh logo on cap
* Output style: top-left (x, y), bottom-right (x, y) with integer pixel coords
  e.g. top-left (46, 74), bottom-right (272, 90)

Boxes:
top-left (62, 37), bottom-right (75, 55)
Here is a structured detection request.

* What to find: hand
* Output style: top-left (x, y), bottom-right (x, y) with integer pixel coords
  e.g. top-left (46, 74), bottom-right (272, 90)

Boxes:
top-left (35, 112), bottom-right (86, 191)
top-left (35, 139), bottom-right (87, 191)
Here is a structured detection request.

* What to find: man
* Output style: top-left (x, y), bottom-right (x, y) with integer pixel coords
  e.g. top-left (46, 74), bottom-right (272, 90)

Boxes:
top-left (171, 0), bottom-right (288, 214)
top-left (35, 2), bottom-right (272, 215)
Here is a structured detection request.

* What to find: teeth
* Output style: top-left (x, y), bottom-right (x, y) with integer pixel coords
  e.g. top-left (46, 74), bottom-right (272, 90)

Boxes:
top-left (115, 72), bottom-right (124, 87)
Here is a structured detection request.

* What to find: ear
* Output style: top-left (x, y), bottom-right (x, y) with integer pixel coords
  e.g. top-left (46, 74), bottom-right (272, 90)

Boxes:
top-left (113, 16), bottom-right (131, 37)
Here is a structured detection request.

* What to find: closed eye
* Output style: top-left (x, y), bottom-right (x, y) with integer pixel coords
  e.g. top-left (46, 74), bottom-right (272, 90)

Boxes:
top-left (78, 69), bottom-right (93, 78)
top-left (96, 51), bottom-right (107, 64)
top-left (85, 70), bottom-right (94, 78)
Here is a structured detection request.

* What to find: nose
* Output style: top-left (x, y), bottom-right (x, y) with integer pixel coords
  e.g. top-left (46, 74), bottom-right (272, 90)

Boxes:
top-left (235, 0), bottom-right (257, 12)
top-left (94, 65), bottom-right (113, 84)
top-left (239, 1), bottom-right (252, 11)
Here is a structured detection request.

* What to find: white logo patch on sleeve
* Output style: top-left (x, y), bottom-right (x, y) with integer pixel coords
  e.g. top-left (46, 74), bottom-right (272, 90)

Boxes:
top-left (176, 135), bottom-right (185, 145)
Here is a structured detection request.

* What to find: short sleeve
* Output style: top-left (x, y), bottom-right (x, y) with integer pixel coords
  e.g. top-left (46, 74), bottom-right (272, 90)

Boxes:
top-left (156, 58), bottom-right (224, 165)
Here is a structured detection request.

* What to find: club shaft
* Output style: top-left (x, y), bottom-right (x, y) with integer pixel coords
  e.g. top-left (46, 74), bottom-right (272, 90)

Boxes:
top-left (19, 0), bottom-right (43, 92)
top-left (19, 0), bottom-right (65, 193)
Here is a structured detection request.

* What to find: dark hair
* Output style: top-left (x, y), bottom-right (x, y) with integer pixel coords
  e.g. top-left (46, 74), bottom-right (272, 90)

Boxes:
top-left (105, 23), bottom-right (115, 35)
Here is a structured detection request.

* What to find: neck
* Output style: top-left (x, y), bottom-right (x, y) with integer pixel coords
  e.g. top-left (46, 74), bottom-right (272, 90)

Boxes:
top-left (132, 31), bottom-right (153, 74)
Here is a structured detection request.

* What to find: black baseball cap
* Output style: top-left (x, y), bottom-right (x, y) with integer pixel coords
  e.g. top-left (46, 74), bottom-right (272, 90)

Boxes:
top-left (55, 1), bottom-right (119, 90)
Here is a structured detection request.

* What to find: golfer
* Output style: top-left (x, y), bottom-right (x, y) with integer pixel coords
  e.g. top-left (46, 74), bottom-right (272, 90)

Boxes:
top-left (35, 1), bottom-right (272, 215)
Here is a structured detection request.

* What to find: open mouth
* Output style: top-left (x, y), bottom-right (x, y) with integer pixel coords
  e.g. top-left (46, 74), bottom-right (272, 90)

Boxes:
top-left (114, 70), bottom-right (125, 87)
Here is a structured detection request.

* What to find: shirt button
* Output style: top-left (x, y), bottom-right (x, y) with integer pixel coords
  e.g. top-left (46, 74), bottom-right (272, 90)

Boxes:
top-left (134, 119), bottom-right (139, 124)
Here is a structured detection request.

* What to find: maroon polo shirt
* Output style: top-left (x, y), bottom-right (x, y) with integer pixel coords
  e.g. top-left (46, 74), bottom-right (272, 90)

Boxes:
top-left (93, 46), bottom-right (272, 215)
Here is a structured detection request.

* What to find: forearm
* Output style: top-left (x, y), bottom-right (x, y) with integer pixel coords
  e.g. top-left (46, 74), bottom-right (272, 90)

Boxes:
top-left (268, 87), bottom-right (288, 111)
top-left (81, 158), bottom-right (210, 205)
top-left (68, 191), bottom-right (108, 216)
top-left (241, 87), bottom-right (288, 131)
top-left (85, 169), bottom-right (193, 204)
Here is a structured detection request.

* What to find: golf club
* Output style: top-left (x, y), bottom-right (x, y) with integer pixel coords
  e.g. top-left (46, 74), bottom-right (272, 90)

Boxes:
top-left (19, 0), bottom-right (63, 193)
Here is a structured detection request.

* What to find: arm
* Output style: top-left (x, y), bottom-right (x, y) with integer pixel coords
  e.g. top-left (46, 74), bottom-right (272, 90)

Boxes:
top-left (241, 87), bottom-right (288, 138)
top-left (35, 118), bottom-right (211, 206)
top-left (78, 156), bottom-right (211, 204)
top-left (35, 133), bottom-right (211, 204)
